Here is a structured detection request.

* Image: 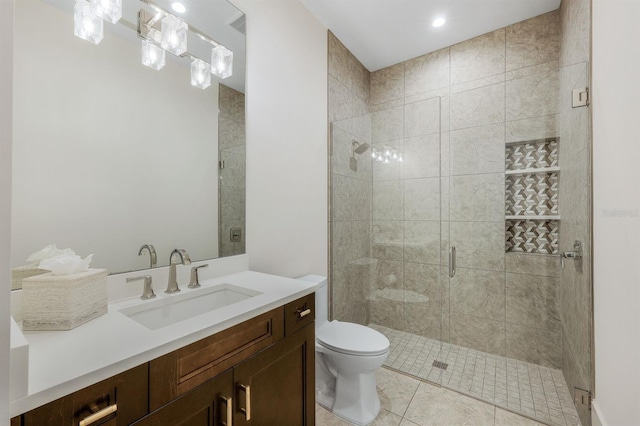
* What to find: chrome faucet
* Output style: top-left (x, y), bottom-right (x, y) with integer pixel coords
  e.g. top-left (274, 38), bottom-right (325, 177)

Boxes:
top-left (166, 248), bottom-right (191, 294)
top-left (138, 244), bottom-right (157, 269)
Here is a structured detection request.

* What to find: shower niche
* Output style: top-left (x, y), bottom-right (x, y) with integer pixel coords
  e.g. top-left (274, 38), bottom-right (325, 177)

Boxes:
top-left (505, 138), bottom-right (560, 255)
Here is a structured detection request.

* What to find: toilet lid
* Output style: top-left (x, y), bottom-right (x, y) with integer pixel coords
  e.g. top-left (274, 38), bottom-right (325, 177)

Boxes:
top-left (316, 321), bottom-right (389, 356)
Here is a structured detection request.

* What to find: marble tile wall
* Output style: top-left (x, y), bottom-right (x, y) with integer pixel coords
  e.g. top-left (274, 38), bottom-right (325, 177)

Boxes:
top-left (368, 11), bottom-right (564, 367)
top-left (328, 32), bottom-right (372, 325)
top-left (558, 0), bottom-right (592, 424)
top-left (219, 84), bottom-right (246, 257)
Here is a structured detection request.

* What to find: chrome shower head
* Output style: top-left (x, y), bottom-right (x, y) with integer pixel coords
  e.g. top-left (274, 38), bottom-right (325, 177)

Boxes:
top-left (352, 140), bottom-right (371, 155)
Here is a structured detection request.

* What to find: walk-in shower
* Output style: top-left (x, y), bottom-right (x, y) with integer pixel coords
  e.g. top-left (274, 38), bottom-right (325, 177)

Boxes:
top-left (328, 3), bottom-right (592, 425)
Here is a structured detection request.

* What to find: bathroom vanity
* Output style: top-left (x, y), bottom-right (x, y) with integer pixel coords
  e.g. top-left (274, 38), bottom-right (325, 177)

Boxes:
top-left (10, 267), bottom-right (317, 426)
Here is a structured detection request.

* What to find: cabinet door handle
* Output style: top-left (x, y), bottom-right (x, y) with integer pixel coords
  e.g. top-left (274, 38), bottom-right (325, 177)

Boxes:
top-left (79, 404), bottom-right (117, 426)
top-left (297, 308), bottom-right (311, 318)
top-left (221, 395), bottom-right (232, 426)
top-left (239, 384), bottom-right (251, 420)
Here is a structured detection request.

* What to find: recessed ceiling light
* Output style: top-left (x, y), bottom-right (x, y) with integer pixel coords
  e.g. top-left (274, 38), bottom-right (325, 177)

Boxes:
top-left (432, 17), bottom-right (446, 28)
top-left (171, 2), bottom-right (186, 13)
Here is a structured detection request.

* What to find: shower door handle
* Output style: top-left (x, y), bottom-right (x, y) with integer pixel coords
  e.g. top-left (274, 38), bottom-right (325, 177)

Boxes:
top-left (449, 246), bottom-right (456, 278)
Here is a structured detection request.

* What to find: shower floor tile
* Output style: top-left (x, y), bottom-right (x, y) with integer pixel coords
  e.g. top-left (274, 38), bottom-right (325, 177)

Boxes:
top-left (369, 324), bottom-right (581, 426)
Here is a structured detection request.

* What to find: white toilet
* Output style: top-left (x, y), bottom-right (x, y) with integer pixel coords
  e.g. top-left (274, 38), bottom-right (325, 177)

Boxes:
top-left (298, 275), bottom-right (390, 426)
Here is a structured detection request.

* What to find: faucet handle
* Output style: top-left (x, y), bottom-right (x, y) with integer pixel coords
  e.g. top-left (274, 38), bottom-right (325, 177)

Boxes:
top-left (126, 275), bottom-right (156, 300)
top-left (188, 265), bottom-right (209, 289)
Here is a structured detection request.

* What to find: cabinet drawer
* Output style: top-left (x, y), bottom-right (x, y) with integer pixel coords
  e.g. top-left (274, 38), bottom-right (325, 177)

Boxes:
top-left (22, 364), bottom-right (148, 426)
top-left (284, 294), bottom-right (315, 337)
top-left (150, 307), bottom-right (284, 410)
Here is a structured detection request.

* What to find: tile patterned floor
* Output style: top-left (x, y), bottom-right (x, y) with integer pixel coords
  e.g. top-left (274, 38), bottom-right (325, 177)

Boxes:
top-left (367, 324), bottom-right (581, 426)
top-left (316, 367), bottom-right (552, 426)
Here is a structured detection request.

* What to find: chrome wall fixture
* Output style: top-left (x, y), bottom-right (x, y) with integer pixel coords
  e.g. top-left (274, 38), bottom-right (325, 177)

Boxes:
top-left (73, 0), bottom-right (233, 89)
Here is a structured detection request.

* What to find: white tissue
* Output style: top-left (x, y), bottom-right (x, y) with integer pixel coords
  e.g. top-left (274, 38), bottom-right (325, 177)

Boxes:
top-left (26, 244), bottom-right (75, 265)
top-left (38, 253), bottom-right (94, 276)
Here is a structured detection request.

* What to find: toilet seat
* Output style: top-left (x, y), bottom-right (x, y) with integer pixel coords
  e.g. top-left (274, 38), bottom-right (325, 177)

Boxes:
top-left (316, 321), bottom-right (389, 356)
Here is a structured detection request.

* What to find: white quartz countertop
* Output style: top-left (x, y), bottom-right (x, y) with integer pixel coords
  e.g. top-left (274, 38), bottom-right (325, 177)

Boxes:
top-left (10, 270), bottom-right (318, 417)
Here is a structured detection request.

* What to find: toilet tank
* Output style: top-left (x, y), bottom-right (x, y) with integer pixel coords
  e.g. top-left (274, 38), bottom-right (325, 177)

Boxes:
top-left (297, 274), bottom-right (328, 325)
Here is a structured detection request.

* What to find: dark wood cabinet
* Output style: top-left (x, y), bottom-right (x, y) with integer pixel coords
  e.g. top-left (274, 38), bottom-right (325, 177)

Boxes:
top-left (132, 370), bottom-right (234, 426)
top-left (234, 324), bottom-right (315, 426)
top-left (16, 295), bottom-right (315, 426)
top-left (21, 364), bottom-right (148, 426)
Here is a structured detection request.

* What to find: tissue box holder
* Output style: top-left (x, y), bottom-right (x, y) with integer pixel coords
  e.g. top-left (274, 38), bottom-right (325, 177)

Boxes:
top-left (11, 265), bottom-right (47, 290)
top-left (22, 268), bottom-right (108, 331)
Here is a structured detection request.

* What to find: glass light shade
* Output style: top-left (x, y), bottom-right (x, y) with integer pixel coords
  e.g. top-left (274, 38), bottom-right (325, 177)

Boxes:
top-left (161, 14), bottom-right (188, 56)
top-left (191, 59), bottom-right (212, 89)
top-left (89, 0), bottom-right (122, 24)
top-left (141, 40), bottom-right (166, 70)
top-left (74, 0), bottom-right (104, 45)
top-left (211, 45), bottom-right (233, 79)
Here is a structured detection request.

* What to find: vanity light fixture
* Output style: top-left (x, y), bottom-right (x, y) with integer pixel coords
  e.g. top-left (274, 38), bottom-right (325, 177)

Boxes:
top-left (432, 17), bottom-right (446, 28)
top-left (211, 45), bottom-right (233, 79)
top-left (73, 0), bottom-right (234, 89)
top-left (141, 39), bottom-right (166, 70)
top-left (74, 0), bottom-right (104, 45)
top-left (372, 145), bottom-right (403, 164)
top-left (191, 59), bottom-right (212, 89)
top-left (89, 0), bottom-right (122, 24)
top-left (161, 13), bottom-right (188, 56)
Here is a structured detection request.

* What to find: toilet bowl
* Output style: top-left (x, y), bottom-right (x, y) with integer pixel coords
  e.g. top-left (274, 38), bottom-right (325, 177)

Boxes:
top-left (298, 275), bottom-right (390, 426)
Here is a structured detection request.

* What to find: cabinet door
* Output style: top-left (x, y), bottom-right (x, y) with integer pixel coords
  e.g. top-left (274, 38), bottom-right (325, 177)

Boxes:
top-left (132, 369), bottom-right (234, 426)
top-left (22, 364), bottom-right (148, 426)
top-left (233, 324), bottom-right (315, 426)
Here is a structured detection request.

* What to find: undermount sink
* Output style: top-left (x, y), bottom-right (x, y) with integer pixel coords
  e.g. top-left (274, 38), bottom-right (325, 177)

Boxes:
top-left (119, 283), bottom-right (262, 330)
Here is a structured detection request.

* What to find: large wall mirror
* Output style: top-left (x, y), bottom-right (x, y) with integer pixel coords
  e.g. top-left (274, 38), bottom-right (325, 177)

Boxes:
top-left (11, 0), bottom-right (246, 287)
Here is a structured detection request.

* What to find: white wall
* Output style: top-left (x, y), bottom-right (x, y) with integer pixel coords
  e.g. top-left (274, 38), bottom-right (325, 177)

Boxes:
top-left (592, 1), bottom-right (640, 425)
top-left (0, 3), bottom-right (13, 425)
top-left (232, 0), bottom-right (328, 278)
top-left (12, 0), bottom-right (219, 274)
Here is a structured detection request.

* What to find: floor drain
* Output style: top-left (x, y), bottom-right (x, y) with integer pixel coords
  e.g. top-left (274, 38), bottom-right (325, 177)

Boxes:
top-left (432, 360), bottom-right (448, 370)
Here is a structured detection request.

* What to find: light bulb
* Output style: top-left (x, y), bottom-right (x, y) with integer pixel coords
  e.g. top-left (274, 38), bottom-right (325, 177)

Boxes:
top-left (90, 0), bottom-right (122, 24)
top-left (191, 59), bottom-right (212, 89)
top-left (211, 45), bottom-right (233, 79)
top-left (141, 40), bottom-right (165, 70)
top-left (161, 14), bottom-right (188, 56)
top-left (74, 0), bottom-right (104, 45)
top-left (432, 17), bottom-right (446, 28)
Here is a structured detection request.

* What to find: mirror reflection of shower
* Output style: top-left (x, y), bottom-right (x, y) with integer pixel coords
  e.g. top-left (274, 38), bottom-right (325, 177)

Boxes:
top-left (349, 139), bottom-right (371, 172)
top-left (372, 144), bottom-right (403, 164)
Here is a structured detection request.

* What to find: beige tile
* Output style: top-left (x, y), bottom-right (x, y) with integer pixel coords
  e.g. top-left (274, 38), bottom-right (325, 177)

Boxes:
top-left (506, 323), bottom-right (561, 368)
top-left (371, 63), bottom-right (405, 105)
top-left (506, 114), bottom-right (558, 143)
top-left (559, 0), bottom-right (590, 67)
top-left (404, 304), bottom-right (442, 340)
top-left (451, 29), bottom-right (506, 85)
top-left (450, 74), bottom-right (505, 95)
top-left (403, 263), bottom-right (440, 308)
top-left (403, 220), bottom-right (441, 265)
top-left (371, 98), bottom-right (405, 113)
top-left (449, 221), bottom-right (505, 271)
top-left (376, 367), bottom-right (421, 417)
top-left (450, 83), bottom-right (505, 130)
top-left (331, 220), bottom-right (370, 269)
top-left (370, 299), bottom-right (404, 330)
top-left (404, 383), bottom-right (495, 426)
top-left (506, 273), bottom-right (560, 331)
top-left (506, 69), bottom-right (559, 121)
top-left (450, 123), bottom-right (505, 176)
top-left (374, 180), bottom-right (404, 220)
top-left (495, 408), bottom-right (545, 426)
top-left (405, 98), bottom-right (441, 137)
top-left (449, 173), bottom-right (505, 222)
top-left (402, 134), bottom-right (440, 179)
top-left (331, 123), bottom-right (372, 180)
top-left (505, 253), bottom-right (561, 277)
top-left (450, 313), bottom-right (506, 357)
top-left (371, 409), bottom-right (403, 426)
top-left (404, 178), bottom-right (441, 221)
top-left (405, 48), bottom-right (450, 97)
top-left (450, 268), bottom-right (505, 321)
top-left (328, 32), bottom-right (352, 84)
top-left (506, 60), bottom-right (559, 81)
top-left (331, 263), bottom-right (370, 325)
top-left (373, 106), bottom-right (404, 143)
top-left (372, 221), bottom-right (404, 262)
top-left (329, 75), bottom-right (354, 123)
top-left (506, 10), bottom-right (560, 71)
top-left (399, 420), bottom-right (420, 426)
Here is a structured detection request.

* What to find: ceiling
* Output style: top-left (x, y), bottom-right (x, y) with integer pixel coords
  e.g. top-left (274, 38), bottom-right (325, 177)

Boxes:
top-left (299, 0), bottom-right (561, 71)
